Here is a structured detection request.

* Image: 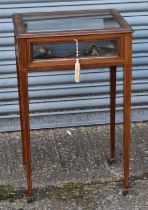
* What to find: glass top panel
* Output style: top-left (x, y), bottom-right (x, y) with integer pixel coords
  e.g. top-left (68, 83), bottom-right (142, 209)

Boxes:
top-left (23, 12), bottom-right (120, 33)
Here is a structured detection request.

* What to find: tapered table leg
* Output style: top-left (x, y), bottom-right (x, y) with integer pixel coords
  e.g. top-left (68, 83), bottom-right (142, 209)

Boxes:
top-left (123, 62), bottom-right (132, 194)
top-left (19, 70), bottom-right (32, 200)
top-left (16, 62), bottom-right (26, 165)
top-left (110, 66), bottom-right (116, 162)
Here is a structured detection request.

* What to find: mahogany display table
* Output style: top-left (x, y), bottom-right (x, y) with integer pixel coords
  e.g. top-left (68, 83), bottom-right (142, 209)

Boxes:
top-left (13, 9), bottom-right (132, 201)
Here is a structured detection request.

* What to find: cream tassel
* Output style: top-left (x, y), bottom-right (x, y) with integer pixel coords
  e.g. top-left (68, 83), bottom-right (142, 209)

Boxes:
top-left (75, 57), bottom-right (80, 83)
top-left (74, 39), bottom-right (80, 83)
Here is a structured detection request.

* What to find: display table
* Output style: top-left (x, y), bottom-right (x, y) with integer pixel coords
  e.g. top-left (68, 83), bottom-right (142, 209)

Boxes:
top-left (12, 9), bottom-right (132, 201)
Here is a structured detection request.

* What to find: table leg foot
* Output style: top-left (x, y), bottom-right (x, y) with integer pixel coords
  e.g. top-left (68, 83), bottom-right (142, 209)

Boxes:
top-left (27, 197), bottom-right (33, 203)
top-left (105, 153), bottom-right (116, 165)
top-left (122, 188), bottom-right (129, 195)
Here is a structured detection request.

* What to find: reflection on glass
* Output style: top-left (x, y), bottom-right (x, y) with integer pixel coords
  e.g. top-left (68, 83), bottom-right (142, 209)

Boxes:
top-left (23, 12), bottom-right (120, 32)
top-left (33, 40), bottom-right (118, 60)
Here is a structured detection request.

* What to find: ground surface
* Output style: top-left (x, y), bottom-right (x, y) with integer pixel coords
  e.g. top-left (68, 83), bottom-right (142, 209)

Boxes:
top-left (0, 122), bottom-right (147, 210)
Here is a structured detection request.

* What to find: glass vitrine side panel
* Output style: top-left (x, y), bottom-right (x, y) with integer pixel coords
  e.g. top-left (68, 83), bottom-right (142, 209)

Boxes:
top-left (23, 12), bottom-right (120, 33)
top-left (33, 40), bottom-right (118, 61)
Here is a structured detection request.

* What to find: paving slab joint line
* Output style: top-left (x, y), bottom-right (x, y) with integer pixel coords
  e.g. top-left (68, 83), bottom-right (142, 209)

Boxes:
top-left (0, 172), bottom-right (147, 202)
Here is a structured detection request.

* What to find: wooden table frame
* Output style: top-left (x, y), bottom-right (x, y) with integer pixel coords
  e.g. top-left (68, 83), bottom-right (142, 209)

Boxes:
top-left (13, 9), bottom-right (133, 201)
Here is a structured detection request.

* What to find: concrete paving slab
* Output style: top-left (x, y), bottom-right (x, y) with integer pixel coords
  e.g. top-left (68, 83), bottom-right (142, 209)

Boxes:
top-left (0, 122), bottom-right (147, 209)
